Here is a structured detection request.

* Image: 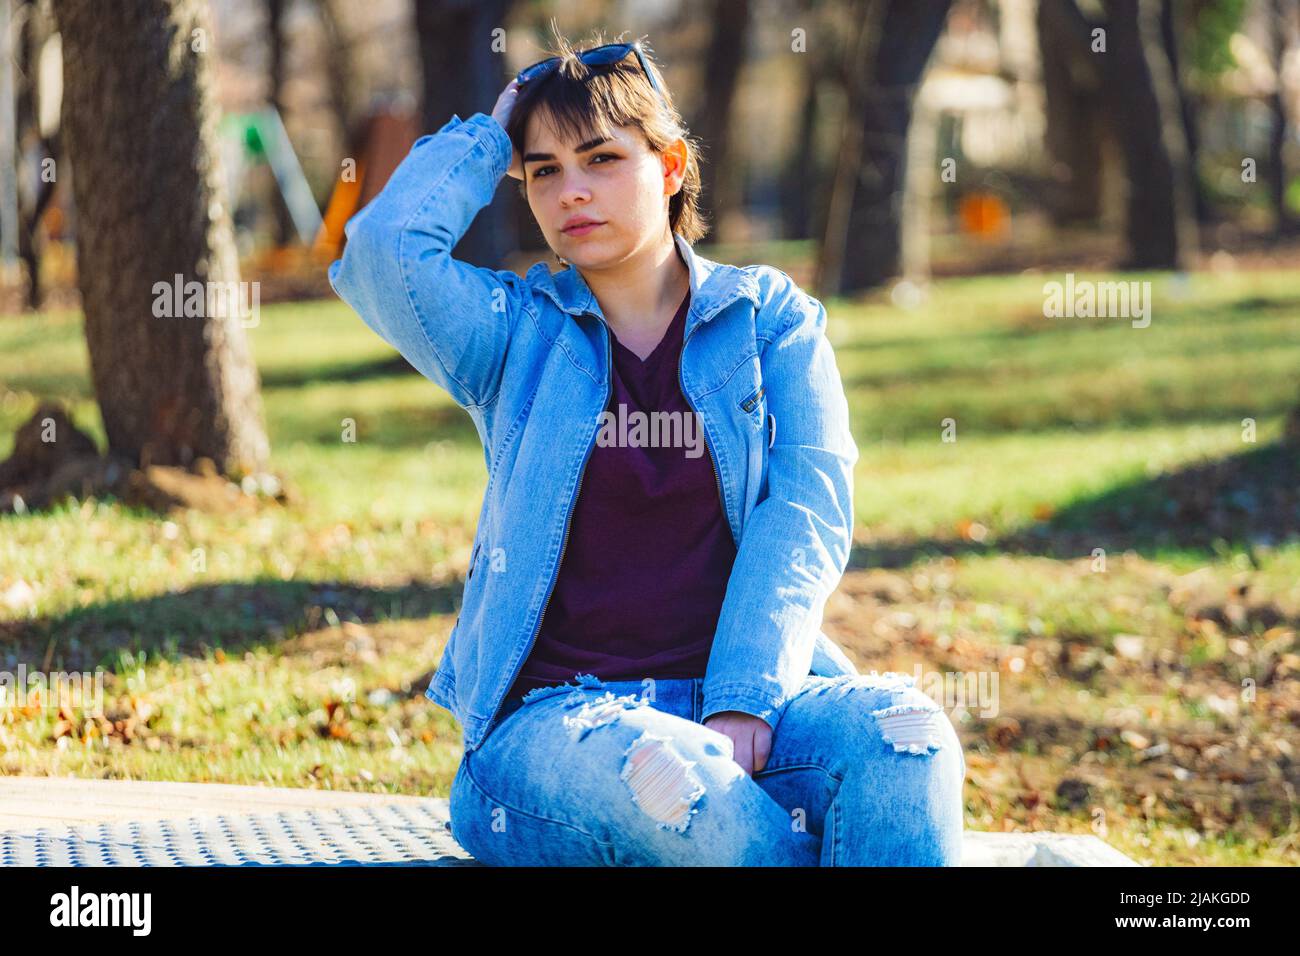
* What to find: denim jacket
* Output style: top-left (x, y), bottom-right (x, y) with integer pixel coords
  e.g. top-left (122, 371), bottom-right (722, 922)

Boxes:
top-left (328, 111), bottom-right (860, 752)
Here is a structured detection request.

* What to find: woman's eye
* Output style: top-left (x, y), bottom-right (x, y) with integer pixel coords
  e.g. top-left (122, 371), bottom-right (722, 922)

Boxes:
top-left (532, 154), bottom-right (616, 179)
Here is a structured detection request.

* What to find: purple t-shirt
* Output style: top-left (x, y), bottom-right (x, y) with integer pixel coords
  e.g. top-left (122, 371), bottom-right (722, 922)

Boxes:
top-left (507, 288), bottom-right (738, 701)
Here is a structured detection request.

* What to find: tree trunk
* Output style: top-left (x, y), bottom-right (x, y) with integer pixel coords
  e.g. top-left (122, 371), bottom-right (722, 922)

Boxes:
top-left (1040, 0), bottom-right (1196, 267)
top-left (780, 47), bottom-right (821, 241)
top-left (1160, 0), bottom-right (1210, 224)
top-left (780, 0), bottom-right (829, 241)
top-left (15, 0), bottom-right (45, 310)
top-left (265, 0), bottom-right (296, 247)
top-left (1036, 0), bottom-right (1106, 224)
top-left (413, 0), bottom-right (515, 269)
top-left (1267, 0), bottom-right (1294, 235)
top-left (817, 0), bottom-right (952, 296)
top-left (55, 0), bottom-right (271, 476)
top-left (1096, 0), bottom-right (1196, 269)
top-left (694, 0), bottom-right (753, 241)
top-left (313, 0), bottom-right (357, 164)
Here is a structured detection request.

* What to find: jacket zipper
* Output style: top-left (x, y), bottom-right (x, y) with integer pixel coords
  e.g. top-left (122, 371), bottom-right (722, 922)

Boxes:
top-left (482, 316), bottom-right (613, 735)
top-left (680, 316), bottom-right (736, 547)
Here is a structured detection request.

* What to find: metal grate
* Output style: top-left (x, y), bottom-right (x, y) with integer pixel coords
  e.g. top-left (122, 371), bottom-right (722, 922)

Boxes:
top-left (0, 800), bottom-right (481, 867)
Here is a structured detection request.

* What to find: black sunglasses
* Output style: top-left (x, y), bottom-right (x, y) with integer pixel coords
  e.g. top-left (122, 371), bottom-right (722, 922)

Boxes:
top-left (515, 41), bottom-right (666, 105)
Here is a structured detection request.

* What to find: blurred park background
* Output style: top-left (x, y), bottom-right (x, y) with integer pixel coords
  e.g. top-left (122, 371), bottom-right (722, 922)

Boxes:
top-left (0, 0), bottom-right (1298, 865)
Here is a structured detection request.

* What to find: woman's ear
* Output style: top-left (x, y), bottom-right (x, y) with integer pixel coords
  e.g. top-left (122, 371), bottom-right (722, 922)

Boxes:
top-left (662, 137), bottom-right (688, 197)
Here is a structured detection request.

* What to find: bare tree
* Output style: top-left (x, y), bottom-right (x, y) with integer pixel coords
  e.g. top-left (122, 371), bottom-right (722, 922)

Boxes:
top-left (1160, 0), bottom-right (1210, 224)
top-left (816, 0), bottom-right (952, 296)
top-left (779, 3), bottom-right (824, 240)
top-left (694, 0), bottom-right (753, 241)
top-left (1039, 0), bottom-right (1197, 269)
top-left (312, 0), bottom-right (358, 161)
top-left (265, 0), bottom-right (296, 246)
top-left (412, 0), bottom-right (516, 269)
top-left (1036, 0), bottom-right (1107, 224)
top-left (14, 0), bottom-right (59, 311)
top-left (1267, 0), bottom-right (1295, 235)
top-left (55, 0), bottom-right (270, 475)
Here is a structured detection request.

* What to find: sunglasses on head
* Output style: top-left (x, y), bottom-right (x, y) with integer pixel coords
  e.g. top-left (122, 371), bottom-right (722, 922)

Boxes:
top-left (515, 41), bottom-right (667, 105)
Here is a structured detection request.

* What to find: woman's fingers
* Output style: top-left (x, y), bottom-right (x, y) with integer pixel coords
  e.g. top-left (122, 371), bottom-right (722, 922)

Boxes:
top-left (752, 722), bottom-right (772, 773)
top-left (704, 712), bottom-right (774, 776)
top-left (492, 79), bottom-right (523, 181)
top-left (734, 732), bottom-right (755, 776)
top-left (491, 79), bottom-right (519, 130)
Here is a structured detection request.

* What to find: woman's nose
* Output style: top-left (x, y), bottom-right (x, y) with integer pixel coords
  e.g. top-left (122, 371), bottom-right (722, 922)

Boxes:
top-left (559, 175), bottom-right (591, 206)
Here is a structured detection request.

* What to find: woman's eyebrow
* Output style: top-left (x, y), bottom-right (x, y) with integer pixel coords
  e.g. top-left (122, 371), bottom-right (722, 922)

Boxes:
top-left (524, 136), bottom-right (612, 163)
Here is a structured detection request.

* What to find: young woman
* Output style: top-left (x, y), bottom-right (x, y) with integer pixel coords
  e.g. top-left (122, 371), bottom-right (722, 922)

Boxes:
top-left (329, 30), bottom-right (965, 866)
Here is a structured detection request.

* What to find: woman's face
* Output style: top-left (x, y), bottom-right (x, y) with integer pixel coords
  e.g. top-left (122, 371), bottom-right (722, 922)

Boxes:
top-left (521, 108), bottom-right (687, 269)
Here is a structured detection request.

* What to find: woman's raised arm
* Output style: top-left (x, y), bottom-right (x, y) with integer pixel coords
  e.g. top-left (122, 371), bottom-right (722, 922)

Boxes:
top-left (327, 82), bottom-right (527, 410)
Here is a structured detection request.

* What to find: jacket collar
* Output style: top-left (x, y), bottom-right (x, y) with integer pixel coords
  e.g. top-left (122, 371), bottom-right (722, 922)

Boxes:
top-left (529, 232), bottom-right (761, 339)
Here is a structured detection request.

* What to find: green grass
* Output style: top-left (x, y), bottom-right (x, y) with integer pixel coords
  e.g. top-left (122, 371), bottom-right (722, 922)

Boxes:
top-left (0, 264), bottom-right (1297, 863)
top-left (831, 271), bottom-right (1300, 542)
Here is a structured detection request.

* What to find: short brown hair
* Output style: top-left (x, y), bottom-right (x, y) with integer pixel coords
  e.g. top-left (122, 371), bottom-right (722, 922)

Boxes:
top-left (505, 26), bottom-right (709, 247)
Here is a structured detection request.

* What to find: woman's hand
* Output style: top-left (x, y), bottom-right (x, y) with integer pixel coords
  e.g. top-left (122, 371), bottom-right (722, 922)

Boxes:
top-left (491, 79), bottom-right (524, 181)
top-left (702, 711), bottom-right (772, 776)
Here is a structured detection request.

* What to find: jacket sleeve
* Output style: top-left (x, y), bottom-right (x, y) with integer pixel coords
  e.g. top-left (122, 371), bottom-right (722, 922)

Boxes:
top-left (701, 279), bottom-right (859, 731)
top-left (327, 112), bottom-right (529, 410)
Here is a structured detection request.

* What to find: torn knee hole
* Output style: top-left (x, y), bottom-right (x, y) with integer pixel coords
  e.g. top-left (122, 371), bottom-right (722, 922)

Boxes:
top-left (620, 732), bottom-right (705, 833)
top-left (871, 702), bottom-right (948, 756)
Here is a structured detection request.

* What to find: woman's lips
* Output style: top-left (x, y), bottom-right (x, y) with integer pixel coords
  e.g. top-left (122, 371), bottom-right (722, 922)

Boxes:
top-left (563, 221), bottom-right (604, 237)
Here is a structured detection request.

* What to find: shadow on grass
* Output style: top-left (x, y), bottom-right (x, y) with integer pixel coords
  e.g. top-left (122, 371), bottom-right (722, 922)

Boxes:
top-left (849, 440), bottom-right (1300, 570)
top-left (0, 577), bottom-right (465, 676)
top-left (259, 354), bottom-right (416, 390)
top-left (269, 402), bottom-right (484, 450)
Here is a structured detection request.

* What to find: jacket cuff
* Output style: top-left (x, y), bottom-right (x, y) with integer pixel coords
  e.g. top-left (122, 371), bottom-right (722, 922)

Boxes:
top-left (700, 683), bottom-right (785, 733)
top-left (440, 112), bottom-right (512, 183)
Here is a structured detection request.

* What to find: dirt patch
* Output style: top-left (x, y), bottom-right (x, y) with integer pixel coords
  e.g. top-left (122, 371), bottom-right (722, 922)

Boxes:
top-left (0, 402), bottom-right (295, 515)
top-left (824, 556), bottom-right (1300, 854)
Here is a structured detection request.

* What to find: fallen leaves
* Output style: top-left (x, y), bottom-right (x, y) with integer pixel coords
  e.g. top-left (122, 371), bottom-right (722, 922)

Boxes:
top-left (47, 693), bottom-right (160, 747)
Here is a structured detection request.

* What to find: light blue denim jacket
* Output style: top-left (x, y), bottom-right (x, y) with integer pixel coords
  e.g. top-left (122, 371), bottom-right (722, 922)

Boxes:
top-left (328, 111), bottom-right (860, 752)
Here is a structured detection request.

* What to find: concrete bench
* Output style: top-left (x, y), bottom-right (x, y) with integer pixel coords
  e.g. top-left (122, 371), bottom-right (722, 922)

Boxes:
top-left (0, 776), bottom-right (1139, 866)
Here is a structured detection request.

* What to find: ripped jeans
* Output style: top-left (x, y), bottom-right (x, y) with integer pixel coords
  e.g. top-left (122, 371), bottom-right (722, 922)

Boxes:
top-left (447, 671), bottom-right (967, 866)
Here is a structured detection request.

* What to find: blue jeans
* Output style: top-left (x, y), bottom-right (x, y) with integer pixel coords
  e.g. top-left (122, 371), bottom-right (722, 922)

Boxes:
top-left (448, 671), bottom-right (966, 866)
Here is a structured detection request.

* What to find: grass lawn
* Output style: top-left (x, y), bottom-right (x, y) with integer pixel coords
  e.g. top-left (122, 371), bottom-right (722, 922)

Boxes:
top-left (1, 264), bottom-right (1297, 865)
